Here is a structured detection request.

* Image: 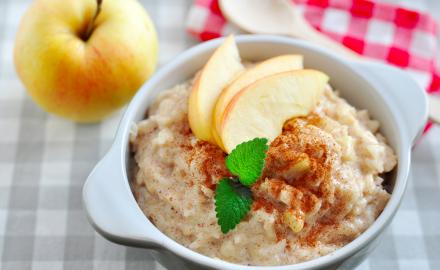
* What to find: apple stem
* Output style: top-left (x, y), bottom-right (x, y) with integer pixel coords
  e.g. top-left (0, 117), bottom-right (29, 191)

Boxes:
top-left (83, 0), bottom-right (103, 41)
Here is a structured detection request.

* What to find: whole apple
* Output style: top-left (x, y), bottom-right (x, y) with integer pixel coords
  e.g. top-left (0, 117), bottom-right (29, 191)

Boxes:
top-left (14, 0), bottom-right (158, 122)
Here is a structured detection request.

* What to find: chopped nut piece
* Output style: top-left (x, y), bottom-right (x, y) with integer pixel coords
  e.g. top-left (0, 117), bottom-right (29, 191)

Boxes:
top-left (283, 209), bottom-right (305, 233)
top-left (284, 155), bottom-right (311, 179)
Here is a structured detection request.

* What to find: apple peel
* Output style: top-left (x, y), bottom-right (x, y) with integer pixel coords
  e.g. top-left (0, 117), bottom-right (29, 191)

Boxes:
top-left (219, 69), bottom-right (329, 153)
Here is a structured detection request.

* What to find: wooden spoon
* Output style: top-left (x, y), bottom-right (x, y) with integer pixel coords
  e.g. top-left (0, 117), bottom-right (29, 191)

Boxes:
top-left (430, 95), bottom-right (440, 124)
top-left (219, 0), bottom-right (440, 124)
top-left (219, 0), bottom-right (361, 59)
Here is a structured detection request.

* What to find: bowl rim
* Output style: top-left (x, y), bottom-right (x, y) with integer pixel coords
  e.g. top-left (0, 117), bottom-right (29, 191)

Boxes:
top-left (108, 35), bottom-right (413, 269)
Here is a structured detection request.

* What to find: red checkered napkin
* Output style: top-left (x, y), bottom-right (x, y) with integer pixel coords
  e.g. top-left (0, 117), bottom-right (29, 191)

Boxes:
top-left (187, 0), bottom-right (440, 132)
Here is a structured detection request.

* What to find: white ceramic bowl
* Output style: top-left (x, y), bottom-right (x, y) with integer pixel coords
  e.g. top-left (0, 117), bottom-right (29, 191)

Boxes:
top-left (83, 35), bottom-right (428, 270)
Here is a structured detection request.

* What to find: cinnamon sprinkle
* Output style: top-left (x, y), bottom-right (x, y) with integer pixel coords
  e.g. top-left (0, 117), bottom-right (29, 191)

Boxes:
top-left (193, 141), bottom-right (229, 190)
top-left (252, 197), bottom-right (276, 213)
top-left (184, 115), bottom-right (343, 247)
top-left (258, 117), bottom-right (340, 247)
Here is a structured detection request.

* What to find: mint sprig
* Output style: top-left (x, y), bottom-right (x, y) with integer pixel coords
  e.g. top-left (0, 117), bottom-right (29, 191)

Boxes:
top-left (214, 138), bottom-right (268, 234)
top-left (226, 138), bottom-right (269, 186)
top-left (215, 178), bottom-right (252, 233)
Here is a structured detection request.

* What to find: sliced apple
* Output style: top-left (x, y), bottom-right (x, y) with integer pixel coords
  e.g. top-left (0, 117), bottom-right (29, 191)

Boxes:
top-left (188, 35), bottom-right (244, 143)
top-left (219, 70), bottom-right (329, 153)
top-left (212, 54), bottom-right (303, 148)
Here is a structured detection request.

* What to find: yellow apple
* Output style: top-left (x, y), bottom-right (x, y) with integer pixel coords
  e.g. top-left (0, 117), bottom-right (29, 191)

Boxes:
top-left (212, 54), bottom-right (303, 148)
top-left (188, 35), bottom-right (244, 144)
top-left (219, 70), bottom-right (329, 153)
top-left (14, 0), bottom-right (158, 122)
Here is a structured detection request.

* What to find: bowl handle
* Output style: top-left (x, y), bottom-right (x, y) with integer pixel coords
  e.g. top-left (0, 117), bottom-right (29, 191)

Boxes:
top-left (351, 61), bottom-right (429, 144)
top-left (83, 145), bottom-right (162, 249)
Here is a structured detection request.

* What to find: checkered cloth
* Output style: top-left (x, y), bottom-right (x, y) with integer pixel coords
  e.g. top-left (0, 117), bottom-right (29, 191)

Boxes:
top-left (187, 0), bottom-right (440, 132)
top-left (0, 0), bottom-right (439, 270)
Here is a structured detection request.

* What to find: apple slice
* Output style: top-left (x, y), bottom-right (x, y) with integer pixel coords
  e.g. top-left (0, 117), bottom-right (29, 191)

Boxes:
top-left (188, 36), bottom-right (244, 143)
top-left (219, 70), bottom-right (329, 153)
top-left (212, 54), bottom-right (303, 148)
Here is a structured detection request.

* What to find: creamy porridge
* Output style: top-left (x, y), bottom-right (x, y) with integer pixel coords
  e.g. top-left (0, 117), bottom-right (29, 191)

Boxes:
top-left (129, 75), bottom-right (397, 266)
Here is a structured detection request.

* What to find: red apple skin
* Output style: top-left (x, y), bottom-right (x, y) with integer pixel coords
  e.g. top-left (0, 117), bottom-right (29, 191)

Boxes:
top-left (14, 0), bottom-right (158, 122)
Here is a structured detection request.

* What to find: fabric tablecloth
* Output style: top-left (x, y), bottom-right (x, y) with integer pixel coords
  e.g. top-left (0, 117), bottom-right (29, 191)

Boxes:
top-left (0, 0), bottom-right (439, 269)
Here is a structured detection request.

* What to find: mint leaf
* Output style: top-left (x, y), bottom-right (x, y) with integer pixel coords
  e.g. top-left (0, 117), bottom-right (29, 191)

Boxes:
top-left (225, 138), bottom-right (268, 186)
top-left (215, 178), bottom-right (252, 234)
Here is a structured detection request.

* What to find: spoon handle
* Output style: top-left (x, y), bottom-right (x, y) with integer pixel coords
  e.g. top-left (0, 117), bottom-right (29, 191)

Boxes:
top-left (289, 16), bottom-right (361, 59)
top-left (429, 95), bottom-right (440, 124)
